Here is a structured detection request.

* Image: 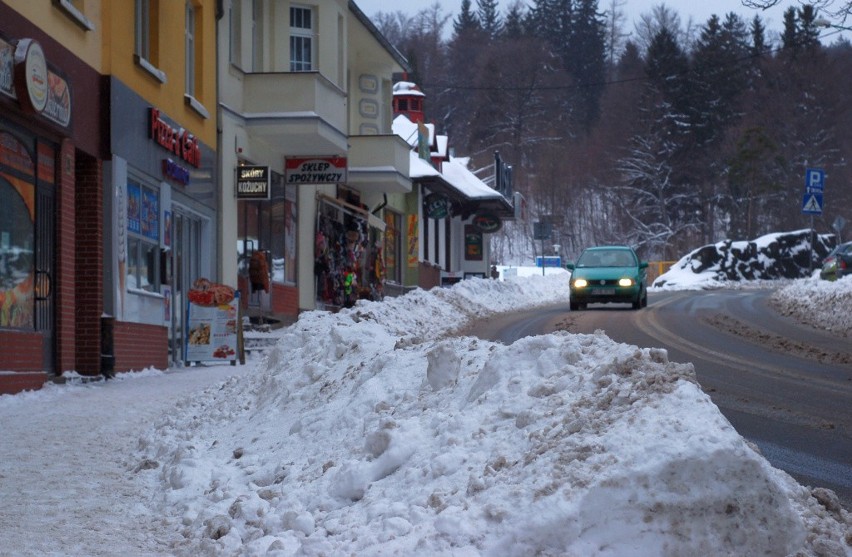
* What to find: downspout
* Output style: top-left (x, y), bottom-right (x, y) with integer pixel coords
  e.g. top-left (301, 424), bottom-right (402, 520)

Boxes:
top-left (372, 194), bottom-right (388, 215)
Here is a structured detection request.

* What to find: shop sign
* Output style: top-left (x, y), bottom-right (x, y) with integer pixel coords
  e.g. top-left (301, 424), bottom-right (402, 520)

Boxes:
top-left (162, 158), bottom-right (190, 185)
top-left (464, 224), bottom-right (483, 261)
top-left (0, 38), bottom-right (14, 99)
top-left (424, 192), bottom-right (450, 219)
top-left (236, 165), bottom-right (270, 200)
top-left (185, 280), bottom-right (240, 364)
top-left (149, 107), bottom-right (201, 168)
top-left (472, 212), bottom-right (502, 233)
top-left (1, 38), bottom-right (72, 128)
top-left (14, 39), bottom-right (48, 114)
top-left (284, 156), bottom-right (347, 185)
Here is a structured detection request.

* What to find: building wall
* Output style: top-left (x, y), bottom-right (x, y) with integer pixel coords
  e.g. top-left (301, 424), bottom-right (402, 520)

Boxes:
top-left (114, 321), bottom-right (168, 371)
top-left (5, 1), bottom-right (103, 71)
top-left (105, 0), bottom-right (217, 148)
top-left (0, 4), bottom-right (107, 393)
top-left (74, 150), bottom-right (104, 374)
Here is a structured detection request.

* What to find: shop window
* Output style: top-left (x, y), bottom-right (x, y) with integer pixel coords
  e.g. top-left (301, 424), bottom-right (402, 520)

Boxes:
top-left (315, 197), bottom-right (385, 308)
top-left (126, 179), bottom-right (160, 292)
top-left (135, 0), bottom-right (166, 83)
top-left (0, 177), bottom-right (35, 329)
top-left (290, 5), bottom-right (314, 72)
top-left (237, 174), bottom-right (297, 285)
top-left (384, 210), bottom-right (402, 284)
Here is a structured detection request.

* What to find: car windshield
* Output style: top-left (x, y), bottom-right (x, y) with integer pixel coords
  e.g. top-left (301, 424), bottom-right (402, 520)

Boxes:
top-left (577, 249), bottom-right (635, 267)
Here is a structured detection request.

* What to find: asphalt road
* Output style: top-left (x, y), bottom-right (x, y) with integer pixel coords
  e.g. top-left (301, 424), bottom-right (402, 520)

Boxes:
top-left (468, 289), bottom-right (852, 509)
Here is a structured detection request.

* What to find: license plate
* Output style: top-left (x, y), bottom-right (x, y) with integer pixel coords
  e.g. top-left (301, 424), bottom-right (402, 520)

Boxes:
top-left (595, 288), bottom-right (616, 295)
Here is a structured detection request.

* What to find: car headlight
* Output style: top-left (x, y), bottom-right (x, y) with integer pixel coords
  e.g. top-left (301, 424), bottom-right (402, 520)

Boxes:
top-left (573, 279), bottom-right (588, 288)
top-left (618, 278), bottom-right (634, 287)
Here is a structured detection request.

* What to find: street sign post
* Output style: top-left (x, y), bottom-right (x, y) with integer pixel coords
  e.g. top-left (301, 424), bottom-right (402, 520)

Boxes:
top-left (802, 168), bottom-right (826, 272)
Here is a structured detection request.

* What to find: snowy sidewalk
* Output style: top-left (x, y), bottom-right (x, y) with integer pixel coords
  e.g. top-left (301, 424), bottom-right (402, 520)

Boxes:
top-left (0, 364), bottom-right (250, 556)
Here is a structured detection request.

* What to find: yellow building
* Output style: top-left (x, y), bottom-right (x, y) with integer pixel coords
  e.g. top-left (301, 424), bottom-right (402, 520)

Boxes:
top-left (0, 0), bottom-right (221, 394)
top-left (103, 0), bottom-right (220, 368)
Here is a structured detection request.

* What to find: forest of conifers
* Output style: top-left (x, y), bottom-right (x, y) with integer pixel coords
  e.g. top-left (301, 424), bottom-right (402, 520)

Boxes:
top-left (375, 1), bottom-right (852, 262)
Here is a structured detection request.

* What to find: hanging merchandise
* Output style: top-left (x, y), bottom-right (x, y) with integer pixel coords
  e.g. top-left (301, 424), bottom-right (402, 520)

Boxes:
top-left (248, 251), bottom-right (270, 292)
top-left (315, 196), bottom-right (384, 309)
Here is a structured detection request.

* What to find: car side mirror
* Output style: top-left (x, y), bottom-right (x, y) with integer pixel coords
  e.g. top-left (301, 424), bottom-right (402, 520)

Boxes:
top-left (566, 262), bottom-right (575, 271)
top-left (639, 262), bottom-right (649, 269)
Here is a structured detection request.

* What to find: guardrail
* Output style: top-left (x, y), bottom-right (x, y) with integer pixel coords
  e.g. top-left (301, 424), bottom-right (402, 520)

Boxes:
top-left (647, 261), bottom-right (677, 284)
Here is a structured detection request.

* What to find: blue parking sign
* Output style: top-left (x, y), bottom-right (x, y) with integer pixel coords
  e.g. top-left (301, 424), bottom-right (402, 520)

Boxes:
top-left (805, 168), bottom-right (825, 192)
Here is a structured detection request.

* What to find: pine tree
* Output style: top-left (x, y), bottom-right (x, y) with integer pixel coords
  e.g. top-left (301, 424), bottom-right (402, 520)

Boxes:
top-left (781, 7), bottom-right (799, 51)
top-left (567, 0), bottom-right (607, 131)
top-left (453, 0), bottom-right (481, 37)
top-left (750, 15), bottom-right (768, 56)
top-left (503, 1), bottom-right (527, 39)
top-left (477, 0), bottom-right (503, 39)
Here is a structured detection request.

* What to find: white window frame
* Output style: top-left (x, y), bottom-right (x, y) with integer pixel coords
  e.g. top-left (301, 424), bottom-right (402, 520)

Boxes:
top-left (290, 5), bottom-right (315, 72)
top-left (52, 0), bottom-right (95, 31)
top-left (135, 0), bottom-right (167, 83)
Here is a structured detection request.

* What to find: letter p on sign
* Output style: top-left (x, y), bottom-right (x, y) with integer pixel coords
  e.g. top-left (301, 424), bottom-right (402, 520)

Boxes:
top-left (806, 168), bottom-right (825, 192)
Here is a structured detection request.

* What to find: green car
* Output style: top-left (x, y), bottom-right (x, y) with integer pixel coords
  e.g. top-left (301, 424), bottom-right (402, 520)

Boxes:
top-left (566, 246), bottom-right (648, 311)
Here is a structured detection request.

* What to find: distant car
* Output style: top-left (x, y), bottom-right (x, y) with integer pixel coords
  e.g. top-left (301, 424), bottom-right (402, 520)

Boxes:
top-left (820, 241), bottom-right (852, 281)
top-left (566, 246), bottom-right (648, 311)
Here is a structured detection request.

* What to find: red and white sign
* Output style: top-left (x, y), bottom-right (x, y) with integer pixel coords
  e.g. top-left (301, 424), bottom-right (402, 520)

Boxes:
top-left (149, 108), bottom-right (202, 168)
top-left (284, 156), bottom-right (347, 185)
top-left (14, 39), bottom-right (48, 114)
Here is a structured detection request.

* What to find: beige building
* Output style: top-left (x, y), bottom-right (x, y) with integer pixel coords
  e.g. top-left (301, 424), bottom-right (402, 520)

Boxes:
top-left (218, 0), bottom-right (411, 320)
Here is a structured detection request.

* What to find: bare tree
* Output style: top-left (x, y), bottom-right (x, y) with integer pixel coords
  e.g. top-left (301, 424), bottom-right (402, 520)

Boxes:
top-left (603, 0), bottom-right (630, 76)
top-left (741, 0), bottom-right (852, 24)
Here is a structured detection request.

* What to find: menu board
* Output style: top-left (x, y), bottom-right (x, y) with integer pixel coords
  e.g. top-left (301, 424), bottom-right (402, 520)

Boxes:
top-left (185, 279), bottom-right (240, 363)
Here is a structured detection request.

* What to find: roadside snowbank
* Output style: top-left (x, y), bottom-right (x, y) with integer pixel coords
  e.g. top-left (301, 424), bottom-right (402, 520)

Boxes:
top-left (134, 274), bottom-right (851, 556)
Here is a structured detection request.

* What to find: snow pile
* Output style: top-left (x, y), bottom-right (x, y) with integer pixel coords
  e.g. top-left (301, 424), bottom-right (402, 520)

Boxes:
top-left (654, 230), bottom-right (835, 288)
top-left (772, 275), bottom-right (852, 337)
top-left (136, 274), bottom-right (851, 556)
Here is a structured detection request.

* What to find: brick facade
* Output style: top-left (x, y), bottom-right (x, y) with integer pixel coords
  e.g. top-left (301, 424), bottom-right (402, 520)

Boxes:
top-left (114, 321), bottom-right (168, 372)
top-left (270, 283), bottom-right (299, 316)
top-left (74, 150), bottom-right (104, 375)
top-left (0, 331), bottom-right (46, 373)
top-left (55, 139), bottom-right (77, 374)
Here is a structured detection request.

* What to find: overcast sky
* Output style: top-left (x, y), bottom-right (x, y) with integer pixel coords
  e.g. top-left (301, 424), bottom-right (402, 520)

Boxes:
top-left (354, 0), bottom-right (848, 41)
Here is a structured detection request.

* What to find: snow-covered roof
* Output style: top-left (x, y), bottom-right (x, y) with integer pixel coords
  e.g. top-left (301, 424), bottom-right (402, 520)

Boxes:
top-left (408, 151), bottom-right (440, 179)
top-left (393, 81), bottom-right (425, 97)
top-left (435, 135), bottom-right (448, 158)
top-left (392, 115), bottom-right (433, 149)
top-left (441, 157), bottom-right (504, 200)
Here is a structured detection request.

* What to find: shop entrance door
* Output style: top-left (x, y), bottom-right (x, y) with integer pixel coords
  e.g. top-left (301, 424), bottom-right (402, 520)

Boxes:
top-left (34, 185), bottom-right (55, 372)
top-left (168, 208), bottom-right (202, 365)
